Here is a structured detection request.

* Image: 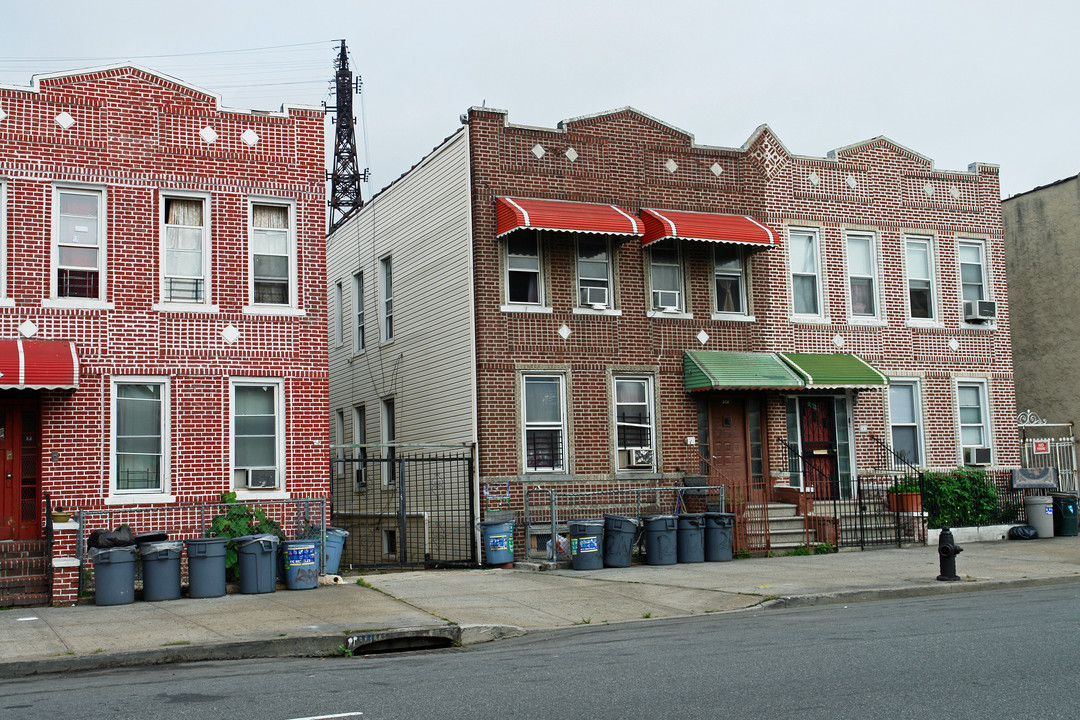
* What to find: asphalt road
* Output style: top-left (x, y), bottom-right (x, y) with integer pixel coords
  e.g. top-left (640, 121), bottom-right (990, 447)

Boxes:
top-left (3, 583), bottom-right (1078, 720)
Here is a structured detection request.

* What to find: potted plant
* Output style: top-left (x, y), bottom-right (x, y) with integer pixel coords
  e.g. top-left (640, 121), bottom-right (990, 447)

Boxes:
top-left (51, 505), bottom-right (72, 523)
top-left (887, 478), bottom-right (923, 513)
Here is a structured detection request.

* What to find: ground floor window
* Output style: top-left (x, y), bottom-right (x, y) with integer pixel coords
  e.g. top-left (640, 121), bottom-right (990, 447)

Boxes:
top-left (522, 374), bottom-right (565, 472)
top-left (232, 380), bottom-right (283, 491)
top-left (615, 376), bottom-right (655, 471)
top-left (113, 379), bottom-right (167, 494)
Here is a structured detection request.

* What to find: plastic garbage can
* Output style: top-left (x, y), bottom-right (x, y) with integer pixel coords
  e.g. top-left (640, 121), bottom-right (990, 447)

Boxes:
top-left (704, 512), bottom-right (735, 562)
top-left (184, 537), bottom-right (228, 598)
top-left (1024, 495), bottom-right (1055, 538)
top-left (234, 534), bottom-right (279, 594)
top-left (91, 546), bottom-right (138, 606)
top-left (281, 539), bottom-right (320, 590)
top-left (1051, 493), bottom-right (1079, 537)
top-left (322, 527), bottom-right (350, 574)
top-left (568, 518), bottom-right (604, 570)
top-left (643, 515), bottom-right (677, 566)
top-left (479, 520), bottom-right (515, 566)
top-left (677, 513), bottom-right (705, 563)
top-left (139, 540), bottom-right (183, 601)
top-left (603, 514), bottom-right (641, 568)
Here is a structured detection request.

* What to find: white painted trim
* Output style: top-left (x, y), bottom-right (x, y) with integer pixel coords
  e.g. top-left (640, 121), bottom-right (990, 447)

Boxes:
top-left (109, 376), bottom-right (170, 498)
top-left (787, 226), bottom-right (825, 320)
top-left (160, 188), bottom-right (213, 307)
top-left (52, 557), bottom-right (80, 568)
top-left (247, 195), bottom-right (298, 311)
top-left (230, 377), bottom-right (286, 493)
top-left (0, 177), bottom-right (6, 301)
top-left (51, 183), bottom-right (108, 302)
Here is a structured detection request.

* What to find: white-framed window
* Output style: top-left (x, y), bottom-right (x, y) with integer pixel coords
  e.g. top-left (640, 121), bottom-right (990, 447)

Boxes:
top-left (958, 239), bottom-right (989, 307)
top-left (379, 256), bottom-right (393, 342)
top-left (905, 235), bottom-right (936, 320)
top-left (522, 374), bottom-right (566, 473)
top-left (52, 185), bottom-right (107, 302)
top-left (333, 409), bottom-right (346, 480)
top-left (713, 245), bottom-right (747, 315)
top-left (577, 237), bottom-right (613, 309)
top-left (957, 379), bottom-right (991, 453)
top-left (353, 404), bottom-right (368, 491)
top-left (649, 239), bottom-right (683, 312)
top-left (249, 199), bottom-right (295, 308)
top-left (161, 192), bottom-right (211, 305)
top-left (888, 380), bottom-right (923, 466)
top-left (381, 397), bottom-right (396, 489)
top-left (231, 379), bottom-right (285, 492)
top-left (334, 280), bottom-right (345, 347)
top-left (111, 378), bottom-right (168, 495)
top-left (614, 376), bottom-right (655, 472)
top-left (0, 177), bottom-right (7, 303)
top-left (846, 232), bottom-right (878, 318)
top-left (353, 271), bottom-right (365, 353)
top-left (789, 228), bottom-right (822, 317)
top-left (506, 234), bottom-right (543, 306)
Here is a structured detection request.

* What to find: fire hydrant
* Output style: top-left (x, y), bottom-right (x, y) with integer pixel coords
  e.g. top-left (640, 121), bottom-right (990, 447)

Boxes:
top-left (937, 528), bottom-right (963, 581)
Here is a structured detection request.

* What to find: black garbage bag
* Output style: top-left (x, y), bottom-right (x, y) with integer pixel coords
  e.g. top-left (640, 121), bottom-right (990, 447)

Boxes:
top-left (1007, 525), bottom-right (1038, 540)
top-left (87, 525), bottom-right (136, 549)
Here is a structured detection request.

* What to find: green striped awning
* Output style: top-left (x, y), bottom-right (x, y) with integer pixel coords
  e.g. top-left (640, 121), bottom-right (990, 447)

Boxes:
top-left (778, 352), bottom-right (889, 389)
top-left (684, 351), bottom-right (806, 392)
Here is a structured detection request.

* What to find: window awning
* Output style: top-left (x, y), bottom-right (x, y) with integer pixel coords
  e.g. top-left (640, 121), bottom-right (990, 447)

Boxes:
top-left (495, 197), bottom-right (643, 239)
top-left (640, 208), bottom-right (776, 248)
top-left (0, 339), bottom-right (80, 390)
top-left (684, 351), bottom-right (806, 392)
top-left (778, 352), bottom-right (889, 389)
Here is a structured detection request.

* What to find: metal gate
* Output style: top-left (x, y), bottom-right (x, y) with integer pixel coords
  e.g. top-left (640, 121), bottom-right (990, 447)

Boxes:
top-left (329, 444), bottom-right (476, 569)
top-left (1019, 411), bottom-right (1078, 493)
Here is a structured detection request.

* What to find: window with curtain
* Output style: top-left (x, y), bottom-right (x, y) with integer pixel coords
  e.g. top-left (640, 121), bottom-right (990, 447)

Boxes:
top-left (252, 203), bottom-right (289, 304)
top-left (56, 189), bottom-right (103, 299)
top-left (115, 382), bottom-right (164, 492)
top-left (713, 245), bottom-right (745, 314)
top-left (790, 229), bottom-right (820, 316)
top-left (164, 197), bottom-right (206, 302)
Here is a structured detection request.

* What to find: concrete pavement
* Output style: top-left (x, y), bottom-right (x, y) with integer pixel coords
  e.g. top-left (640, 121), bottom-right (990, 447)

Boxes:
top-left (2, 537), bottom-right (1078, 678)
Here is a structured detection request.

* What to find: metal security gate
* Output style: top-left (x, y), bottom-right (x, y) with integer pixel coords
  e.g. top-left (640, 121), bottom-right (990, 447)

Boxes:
top-left (1019, 411), bottom-right (1078, 494)
top-left (329, 444), bottom-right (476, 569)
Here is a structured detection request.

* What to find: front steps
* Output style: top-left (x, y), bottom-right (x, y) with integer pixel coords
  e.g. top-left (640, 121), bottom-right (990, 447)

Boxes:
top-left (745, 503), bottom-right (818, 551)
top-left (0, 540), bottom-right (50, 607)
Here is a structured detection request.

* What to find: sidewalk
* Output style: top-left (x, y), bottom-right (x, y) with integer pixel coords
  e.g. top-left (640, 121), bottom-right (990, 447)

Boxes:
top-left (2, 537), bottom-right (1078, 678)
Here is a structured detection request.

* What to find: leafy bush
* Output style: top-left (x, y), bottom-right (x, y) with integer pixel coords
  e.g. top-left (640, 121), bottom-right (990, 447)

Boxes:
top-left (208, 491), bottom-right (285, 580)
top-left (922, 467), bottom-right (1004, 528)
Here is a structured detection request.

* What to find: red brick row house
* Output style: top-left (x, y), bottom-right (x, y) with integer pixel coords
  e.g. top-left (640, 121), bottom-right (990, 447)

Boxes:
top-left (0, 65), bottom-right (328, 604)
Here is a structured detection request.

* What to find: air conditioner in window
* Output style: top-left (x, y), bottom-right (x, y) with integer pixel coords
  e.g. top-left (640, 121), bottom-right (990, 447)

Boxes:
top-left (655, 290), bottom-right (680, 312)
top-left (963, 300), bottom-right (996, 322)
top-left (355, 466), bottom-right (367, 491)
top-left (584, 286), bottom-right (609, 309)
top-left (629, 448), bottom-right (654, 468)
top-left (245, 469), bottom-right (277, 489)
top-left (963, 447), bottom-right (992, 466)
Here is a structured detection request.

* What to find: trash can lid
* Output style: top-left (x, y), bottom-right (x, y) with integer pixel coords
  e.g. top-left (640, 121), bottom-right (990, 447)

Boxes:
top-left (643, 514), bottom-right (676, 520)
top-left (478, 519), bottom-right (516, 527)
top-left (89, 545), bottom-right (137, 559)
top-left (138, 540), bottom-right (183, 555)
top-left (327, 527), bottom-right (350, 537)
top-left (231, 533), bottom-right (280, 547)
top-left (603, 514), bottom-right (642, 526)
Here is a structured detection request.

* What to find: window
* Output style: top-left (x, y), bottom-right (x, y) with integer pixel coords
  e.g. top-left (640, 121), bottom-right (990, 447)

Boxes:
top-left (789, 229), bottom-right (821, 316)
top-left (958, 240), bottom-right (988, 306)
top-left (334, 281), bottom-right (344, 346)
top-left (162, 194), bottom-right (209, 304)
top-left (906, 236), bottom-right (935, 320)
top-left (353, 405), bottom-right (367, 490)
top-left (0, 178), bottom-right (7, 301)
top-left (577, 238), bottom-right (612, 308)
top-left (54, 187), bottom-right (105, 300)
top-left (713, 245), bottom-right (746, 314)
top-left (113, 380), bottom-right (167, 494)
top-left (353, 271), bottom-right (365, 353)
top-left (522, 374), bottom-right (565, 472)
top-left (232, 381), bottom-right (284, 491)
top-left (649, 240), bottom-right (683, 311)
top-left (380, 256), bottom-right (393, 342)
top-left (958, 380), bottom-right (991, 451)
top-left (250, 201), bottom-right (292, 306)
top-left (381, 397), bottom-right (396, 489)
top-left (507, 234), bottom-right (542, 305)
top-left (846, 232), bottom-right (877, 318)
top-left (615, 377), bottom-right (655, 471)
top-left (333, 410), bottom-right (346, 480)
top-left (889, 381), bottom-right (923, 465)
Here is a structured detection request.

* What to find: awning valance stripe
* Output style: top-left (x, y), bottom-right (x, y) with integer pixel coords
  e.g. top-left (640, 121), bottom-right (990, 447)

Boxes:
top-left (0, 339), bottom-right (80, 390)
top-left (641, 208), bottom-right (776, 247)
top-left (495, 197), bottom-right (643, 238)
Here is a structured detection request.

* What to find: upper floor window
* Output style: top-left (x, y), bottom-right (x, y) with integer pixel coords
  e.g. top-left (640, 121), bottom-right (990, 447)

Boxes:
top-left (649, 239), bottom-right (683, 312)
top-left (789, 229), bottom-right (821, 317)
top-left (507, 234), bottom-right (542, 305)
top-left (846, 232), bottom-right (877, 318)
top-left (162, 194), bottom-right (210, 304)
top-left (958, 240), bottom-right (988, 305)
top-left (353, 271), bottom-right (365, 353)
top-left (889, 380), bottom-right (923, 466)
top-left (353, 404), bottom-right (368, 491)
top-left (577, 238), bottom-right (612, 309)
top-left (906, 236), bottom-right (935, 320)
top-left (523, 374), bottom-right (566, 473)
top-left (0, 178), bottom-right (7, 301)
top-left (54, 187), bottom-right (106, 301)
top-left (112, 379), bottom-right (167, 495)
top-left (379, 256), bottom-right (393, 342)
top-left (334, 281), bottom-right (345, 347)
top-left (713, 245), bottom-right (746, 314)
top-left (250, 201), bottom-right (293, 307)
top-left (231, 380), bottom-right (284, 492)
top-left (615, 376), bottom-right (655, 472)
top-left (333, 409), bottom-right (346, 480)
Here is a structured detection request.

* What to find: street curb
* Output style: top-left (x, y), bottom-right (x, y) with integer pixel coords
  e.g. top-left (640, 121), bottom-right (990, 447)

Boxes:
top-left (767, 574), bottom-right (1080, 608)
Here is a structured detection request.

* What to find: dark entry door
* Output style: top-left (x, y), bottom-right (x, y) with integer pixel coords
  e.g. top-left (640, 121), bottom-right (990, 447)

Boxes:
top-left (0, 402), bottom-right (41, 541)
top-left (709, 397), bottom-right (748, 486)
top-left (798, 397), bottom-right (839, 500)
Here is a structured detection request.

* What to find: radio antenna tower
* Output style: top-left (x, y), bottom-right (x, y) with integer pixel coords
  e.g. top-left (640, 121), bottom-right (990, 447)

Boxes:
top-left (326, 40), bottom-right (367, 233)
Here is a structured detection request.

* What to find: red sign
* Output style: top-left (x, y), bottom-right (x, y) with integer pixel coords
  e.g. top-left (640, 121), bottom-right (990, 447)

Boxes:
top-left (1034, 441), bottom-right (1050, 454)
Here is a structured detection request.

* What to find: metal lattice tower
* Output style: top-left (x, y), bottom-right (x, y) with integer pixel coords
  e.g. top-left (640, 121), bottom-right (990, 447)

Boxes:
top-left (327, 40), bottom-right (366, 233)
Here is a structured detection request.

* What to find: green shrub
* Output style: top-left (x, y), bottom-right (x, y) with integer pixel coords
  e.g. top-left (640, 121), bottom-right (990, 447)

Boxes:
top-left (922, 467), bottom-right (1003, 528)
top-left (207, 491), bottom-right (285, 580)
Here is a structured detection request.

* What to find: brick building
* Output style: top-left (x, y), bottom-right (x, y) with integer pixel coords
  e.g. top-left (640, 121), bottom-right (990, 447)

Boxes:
top-left (0, 65), bottom-right (327, 604)
top-left (327, 106), bottom-right (1015, 562)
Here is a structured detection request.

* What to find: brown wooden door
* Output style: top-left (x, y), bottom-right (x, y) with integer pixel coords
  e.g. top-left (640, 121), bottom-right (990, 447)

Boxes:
top-left (0, 402), bottom-right (41, 541)
top-left (798, 397), bottom-right (839, 500)
top-left (709, 397), bottom-right (748, 485)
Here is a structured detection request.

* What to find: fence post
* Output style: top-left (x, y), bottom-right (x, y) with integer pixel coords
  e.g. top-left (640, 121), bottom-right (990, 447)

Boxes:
top-left (397, 454), bottom-right (407, 565)
top-left (549, 490), bottom-right (557, 562)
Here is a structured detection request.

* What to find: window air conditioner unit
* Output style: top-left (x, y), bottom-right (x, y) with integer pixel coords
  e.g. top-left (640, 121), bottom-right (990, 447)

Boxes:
top-left (963, 300), bottom-right (996, 322)
top-left (655, 290), bottom-right (680, 312)
top-left (584, 286), bottom-right (609, 309)
top-left (245, 469), bottom-right (277, 489)
top-left (629, 448), bottom-right (654, 468)
top-left (964, 447), bottom-right (992, 466)
top-left (355, 466), bottom-right (367, 491)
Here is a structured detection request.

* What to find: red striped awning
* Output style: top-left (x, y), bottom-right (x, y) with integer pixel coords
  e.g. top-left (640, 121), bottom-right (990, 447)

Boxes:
top-left (495, 197), bottom-right (643, 239)
top-left (0, 339), bottom-right (79, 390)
top-left (640, 208), bottom-right (776, 247)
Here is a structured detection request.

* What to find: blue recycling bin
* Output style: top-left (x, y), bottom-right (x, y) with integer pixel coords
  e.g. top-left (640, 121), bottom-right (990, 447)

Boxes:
top-left (323, 527), bottom-right (350, 574)
top-left (281, 539), bottom-right (320, 590)
top-left (479, 520), bottom-right (515, 565)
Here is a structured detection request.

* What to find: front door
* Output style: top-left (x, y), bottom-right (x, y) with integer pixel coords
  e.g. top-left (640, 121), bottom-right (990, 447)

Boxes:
top-left (0, 402), bottom-right (41, 541)
top-left (709, 397), bottom-right (748, 486)
top-left (798, 397), bottom-right (840, 500)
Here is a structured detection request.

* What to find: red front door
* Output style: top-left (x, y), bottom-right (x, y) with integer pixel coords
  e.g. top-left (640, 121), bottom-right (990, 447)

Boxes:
top-left (0, 401), bottom-right (41, 541)
top-left (798, 397), bottom-right (840, 500)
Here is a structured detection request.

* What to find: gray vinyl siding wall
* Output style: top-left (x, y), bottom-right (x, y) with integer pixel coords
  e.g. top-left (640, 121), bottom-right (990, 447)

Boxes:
top-left (327, 130), bottom-right (474, 450)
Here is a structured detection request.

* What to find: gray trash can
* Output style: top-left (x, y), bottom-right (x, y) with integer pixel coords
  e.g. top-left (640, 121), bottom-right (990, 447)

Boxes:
top-left (478, 520), bottom-right (515, 566)
top-left (704, 512), bottom-right (735, 562)
top-left (643, 515), bottom-right (677, 566)
top-left (568, 518), bottom-right (604, 570)
top-left (91, 546), bottom-right (138, 606)
top-left (184, 537), bottom-right (228, 598)
top-left (1024, 495), bottom-right (1055, 538)
top-left (677, 513), bottom-right (705, 563)
top-left (139, 540), bottom-right (183, 601)
top-left (323, 527), bottom-right (350, 574)
top-left (603, 514), bottom-right (641, 568)
top-left (234, 534), bottom-right (279, 594)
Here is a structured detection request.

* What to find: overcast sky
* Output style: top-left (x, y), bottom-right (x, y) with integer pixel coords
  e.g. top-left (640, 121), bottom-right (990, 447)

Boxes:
top-left (2, 0), bottom-right (1076, 200)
